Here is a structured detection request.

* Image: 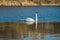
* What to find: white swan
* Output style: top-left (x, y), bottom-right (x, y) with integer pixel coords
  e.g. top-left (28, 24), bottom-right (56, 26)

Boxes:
top-left (25, 18), bottom-right (35, 24)
top-left (20, 18), bottom-right (35, 24)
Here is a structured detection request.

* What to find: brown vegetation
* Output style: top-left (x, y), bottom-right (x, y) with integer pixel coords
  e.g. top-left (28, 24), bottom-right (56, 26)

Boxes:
top-left (0, 0), bottom-right (60, 6)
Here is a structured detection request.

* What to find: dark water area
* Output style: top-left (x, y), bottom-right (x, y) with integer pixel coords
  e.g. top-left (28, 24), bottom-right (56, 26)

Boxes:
top-left (0, 22), bottom-right (59, 40)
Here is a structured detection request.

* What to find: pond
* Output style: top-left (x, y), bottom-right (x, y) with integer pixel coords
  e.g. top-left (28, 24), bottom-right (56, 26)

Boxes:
top-left (0, 6), bottom-right (60, 40)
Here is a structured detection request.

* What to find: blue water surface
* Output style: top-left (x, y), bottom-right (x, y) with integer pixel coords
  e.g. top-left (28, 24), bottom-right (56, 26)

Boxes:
top-left (0, 6), bottom-right (60, 22)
